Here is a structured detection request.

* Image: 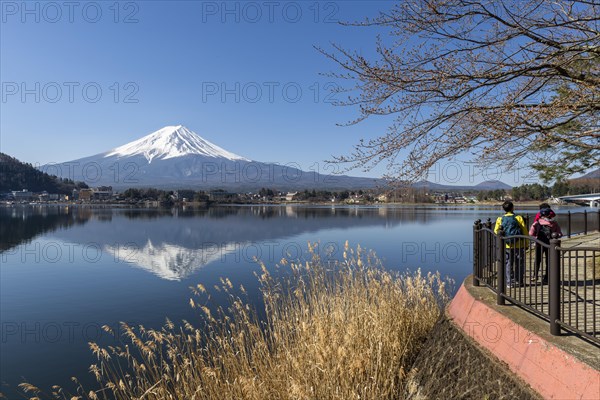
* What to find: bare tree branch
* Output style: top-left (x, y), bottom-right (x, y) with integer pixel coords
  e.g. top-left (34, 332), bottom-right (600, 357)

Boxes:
top-left (321, 0), bottom-right (600, 182)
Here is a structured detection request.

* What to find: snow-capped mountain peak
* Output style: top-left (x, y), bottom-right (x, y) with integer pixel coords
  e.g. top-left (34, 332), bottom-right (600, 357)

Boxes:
top-left (47, 124), bottom-right (378, 189)
top-left (104, 125), bottom-right (249, 163)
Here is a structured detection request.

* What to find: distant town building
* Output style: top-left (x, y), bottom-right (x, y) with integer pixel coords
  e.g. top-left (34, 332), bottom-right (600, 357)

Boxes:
top-left (78, 188), bottom-right (94, 201)
top-left (36, 192), bottom-right (61, 201)
top-left (93, 186), bottom-right (113, 200)
top-left (377, 193), bottom-right (389, 203)
top-left (38, 191), bottom-right (49, 201)
top-left (11, 189), bottom-right (33, 201)
top-left (285, 192), bottom-right (298, 202)
top-left (75, 187), bottom-right (113, 201)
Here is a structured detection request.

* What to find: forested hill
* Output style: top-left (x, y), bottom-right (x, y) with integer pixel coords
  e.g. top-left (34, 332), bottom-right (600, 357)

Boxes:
top-left (0, 153), bottom-right (88, 194)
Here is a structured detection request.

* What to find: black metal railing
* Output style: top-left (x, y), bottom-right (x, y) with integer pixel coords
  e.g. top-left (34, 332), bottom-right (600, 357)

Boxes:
top-left (473, 211), bottom-right (600, 345)
top-left (523, 209), bottom-right (600, 238)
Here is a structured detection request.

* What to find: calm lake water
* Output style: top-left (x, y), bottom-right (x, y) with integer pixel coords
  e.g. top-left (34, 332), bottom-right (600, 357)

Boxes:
top-left (0, 204), bottom-right (591, 396)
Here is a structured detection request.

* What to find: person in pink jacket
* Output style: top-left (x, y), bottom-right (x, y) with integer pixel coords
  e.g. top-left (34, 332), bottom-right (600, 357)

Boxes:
top-left (529, 208), bottom-right (563, 284)
top-left (533, 202), bottom-right (556, 222)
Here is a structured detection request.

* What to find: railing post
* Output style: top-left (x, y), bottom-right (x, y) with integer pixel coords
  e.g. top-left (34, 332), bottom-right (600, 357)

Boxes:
top-left (549, 234), bottom-right (561, 336)
top-left (473, 219), bottom-right (481, 286)
top-left (583, 209), bottom-right (588, 235)
top-left (496, 227), bottom-right (506, 305)
top-left (567, 211), bottom-right (571, 237)
top-left (486, 218), bottom-right (493, 280)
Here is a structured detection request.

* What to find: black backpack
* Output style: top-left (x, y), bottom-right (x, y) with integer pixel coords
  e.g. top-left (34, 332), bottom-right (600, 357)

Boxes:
top-left (501, 214), bottom-right (522, 237)
top-left (536, 223), bottom-right (553, 244)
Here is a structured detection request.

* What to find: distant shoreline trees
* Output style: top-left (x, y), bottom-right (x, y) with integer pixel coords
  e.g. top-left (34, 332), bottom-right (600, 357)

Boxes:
top-left (0, 153), bottom-right (88, 194)
top-left (510, 178), bottom-right (598, 201)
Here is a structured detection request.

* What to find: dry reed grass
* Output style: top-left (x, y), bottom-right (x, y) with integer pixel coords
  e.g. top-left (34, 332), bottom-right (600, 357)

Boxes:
top-left (15, 242), bottom-right (449, 400)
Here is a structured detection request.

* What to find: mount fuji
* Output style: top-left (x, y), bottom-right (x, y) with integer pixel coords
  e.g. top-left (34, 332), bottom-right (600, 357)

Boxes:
top-left (44, 125), bottom-right (378, 190)
top-left (104, 125), bottom-right (249, 163)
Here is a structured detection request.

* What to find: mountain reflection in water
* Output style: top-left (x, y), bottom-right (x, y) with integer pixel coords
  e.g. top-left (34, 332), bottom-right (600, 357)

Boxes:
top-left (0, 205), bottom-right (451, 280)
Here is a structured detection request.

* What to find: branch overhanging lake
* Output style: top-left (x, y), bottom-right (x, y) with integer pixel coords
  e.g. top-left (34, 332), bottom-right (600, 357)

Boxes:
top-left (320, 0), bottom-right (600, 182)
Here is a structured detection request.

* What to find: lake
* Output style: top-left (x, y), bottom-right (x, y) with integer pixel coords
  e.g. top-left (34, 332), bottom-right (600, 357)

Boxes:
top-left (0, 204), bottom-right (591, 396)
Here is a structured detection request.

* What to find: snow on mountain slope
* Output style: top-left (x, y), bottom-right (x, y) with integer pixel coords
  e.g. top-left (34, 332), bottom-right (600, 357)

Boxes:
top-left (104, 125), bottom-right (249, 163)
top-left (45, 124), bottom-right (378, 189)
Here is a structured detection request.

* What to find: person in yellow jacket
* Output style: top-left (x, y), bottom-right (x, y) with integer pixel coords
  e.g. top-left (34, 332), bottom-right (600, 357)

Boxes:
top-left (494, 201), bottom-right (528, 287)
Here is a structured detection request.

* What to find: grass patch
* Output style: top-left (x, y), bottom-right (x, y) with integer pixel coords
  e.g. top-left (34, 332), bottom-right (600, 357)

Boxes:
top-left (16, 242), bottom-right (449, 400)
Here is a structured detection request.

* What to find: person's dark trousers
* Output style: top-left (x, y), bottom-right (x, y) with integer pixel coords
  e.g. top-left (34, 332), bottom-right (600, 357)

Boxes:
top-left (534, 243), bottom-right (549, 281)
top-left (505, 248), bottom-right (525, 286)
top-left (534, 243), bottom-right (541, 278)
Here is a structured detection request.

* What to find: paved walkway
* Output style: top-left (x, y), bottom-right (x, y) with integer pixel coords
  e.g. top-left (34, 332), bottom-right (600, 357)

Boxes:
top-left (519, 233), bottom-right (599, 340)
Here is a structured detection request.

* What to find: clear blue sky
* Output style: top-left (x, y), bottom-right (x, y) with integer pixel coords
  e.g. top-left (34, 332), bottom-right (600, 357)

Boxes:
top-left (0, 0), bottom-right (541, 186)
